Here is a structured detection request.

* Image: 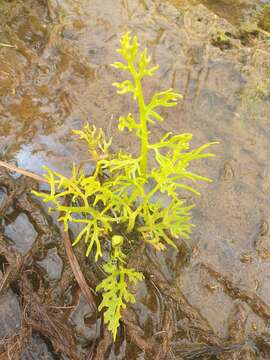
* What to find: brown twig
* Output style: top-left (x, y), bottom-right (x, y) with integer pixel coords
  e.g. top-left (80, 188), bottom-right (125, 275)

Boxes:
top-left (0, 160), bottom-right (47, 183)
top-left (62, 230), bottom-right (96, 312)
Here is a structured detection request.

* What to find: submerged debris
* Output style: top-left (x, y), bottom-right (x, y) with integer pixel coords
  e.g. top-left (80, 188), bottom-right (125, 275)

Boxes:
top-left (201, 263), bottom-right (270, 323)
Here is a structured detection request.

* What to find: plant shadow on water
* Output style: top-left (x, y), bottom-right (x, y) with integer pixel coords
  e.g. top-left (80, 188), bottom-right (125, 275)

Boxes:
top-left (0, 0), bottom-right (270, 359)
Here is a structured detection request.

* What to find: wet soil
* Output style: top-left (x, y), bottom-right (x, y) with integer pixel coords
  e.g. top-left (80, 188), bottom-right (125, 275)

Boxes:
top-left (0, 0), bottom-right (270, 359)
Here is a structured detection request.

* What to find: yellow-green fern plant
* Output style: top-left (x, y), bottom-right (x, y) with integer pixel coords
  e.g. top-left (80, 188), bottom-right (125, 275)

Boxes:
top-left (33, 32), bottom-right (217, 340)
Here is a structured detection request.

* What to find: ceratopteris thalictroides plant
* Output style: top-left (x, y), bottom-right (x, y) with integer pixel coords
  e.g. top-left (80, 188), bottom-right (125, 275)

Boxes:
top-left (33, 32), bottom-right (217, 340)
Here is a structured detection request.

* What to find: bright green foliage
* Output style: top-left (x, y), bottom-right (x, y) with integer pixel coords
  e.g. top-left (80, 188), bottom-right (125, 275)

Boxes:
top-left (33, 31), bottom-right (217, 339)
top-left (96, 235), bottom-right (143, 340)
top-left (73, 124), bottom-right (112, 159)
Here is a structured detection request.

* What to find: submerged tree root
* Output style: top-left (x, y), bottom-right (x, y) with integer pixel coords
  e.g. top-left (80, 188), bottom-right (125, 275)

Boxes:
top-left (122, 309), bottom-right (157, 355)
top-left (0, 243), bottom-right (81, 359)
top-left (199, 263), bottom-right (270, 358)
top-left (0, 235), bottom-right (26, 292)
top-left (201, 263), bottom-right (270, 323)
top-left (153, 310), bottom-right (175, 360)
top-left (0, 327), bottom-right (32, 360)
top-left (228, 303), bottom-right (248, 360)
top-left (0, 273), bottom-right (81, 360)
top-left (21, 273), bottom-right (81, 360)
top-left (94, 328), bottom-right (111, 360)
top-left (131, 253), bottom-right (248, 360)
top-left (0, 169), bottom-right (88, 358)
top-left (140, 257), bottom-right (224, 347)
top-left (0, 242), bottom-right (81, 359)
top-left (177, 343), bottom-right (242, 360)
top-left (125, 251), bottom-right (233, 359)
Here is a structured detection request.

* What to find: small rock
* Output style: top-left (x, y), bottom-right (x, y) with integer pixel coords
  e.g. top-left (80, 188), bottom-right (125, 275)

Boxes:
top-left (4, 213), bottom-right (38, 255)
top-left (22, 333), bottom-right (56, 360)
top-left (0, 288), bottom-right (21, 338)
top-left (70, 293), bottom-right (98, 343)
top-left (36, 247), bottom-right (63, 282)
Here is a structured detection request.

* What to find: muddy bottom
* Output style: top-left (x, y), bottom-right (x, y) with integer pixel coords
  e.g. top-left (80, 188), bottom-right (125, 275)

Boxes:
top-left (0, 0), bottom-right (270, 359)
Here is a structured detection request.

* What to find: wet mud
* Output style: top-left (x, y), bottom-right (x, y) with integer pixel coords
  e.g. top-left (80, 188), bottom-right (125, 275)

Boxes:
top-left (0, 0), bottom-right (270, 359)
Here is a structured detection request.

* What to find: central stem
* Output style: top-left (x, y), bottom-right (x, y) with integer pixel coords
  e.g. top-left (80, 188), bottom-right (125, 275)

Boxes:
top-left (130, 63), bottom-right (148, 178)
top-left (136, 79), bottom-right (148, 178)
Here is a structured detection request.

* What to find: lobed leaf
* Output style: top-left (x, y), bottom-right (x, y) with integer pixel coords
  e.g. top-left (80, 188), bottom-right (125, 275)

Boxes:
top-left (148, 89), bottom-right (182, 110)
top-left (96, 260), bottom-right (143, 340)
top-left (112, 80), bottom-right (137, 99)
top-left (111, 61), bottom-right (129, 71)
top-left (118, 113), bottom-right (139, 133)
top-left (73, 123), bottom-right (112, 158)
top-left (117, 32), bottom-right (139, 62)
top-left (138, 48), bottom-right (159, 78)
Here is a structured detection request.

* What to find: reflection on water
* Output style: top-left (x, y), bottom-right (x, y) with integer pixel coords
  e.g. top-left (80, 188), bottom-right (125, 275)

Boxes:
top-left (15, 144), bottom-right (45, 173)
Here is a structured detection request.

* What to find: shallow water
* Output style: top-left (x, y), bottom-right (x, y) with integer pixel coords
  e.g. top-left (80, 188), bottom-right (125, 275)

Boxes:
top-left (0, 0), bottom-right (270, 358)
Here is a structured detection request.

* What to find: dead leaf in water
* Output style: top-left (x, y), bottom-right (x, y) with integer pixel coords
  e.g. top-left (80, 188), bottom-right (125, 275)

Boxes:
top-left (240, 253), bottom-right (254, 263)
top-left (221, 161), bottom-right (234, 181)
top-left (258, 248), bottom-right (270, 261)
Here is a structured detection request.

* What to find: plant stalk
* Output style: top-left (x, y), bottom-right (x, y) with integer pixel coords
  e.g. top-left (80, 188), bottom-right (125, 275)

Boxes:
top-left (130, 63), bottom-right (148, 178)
